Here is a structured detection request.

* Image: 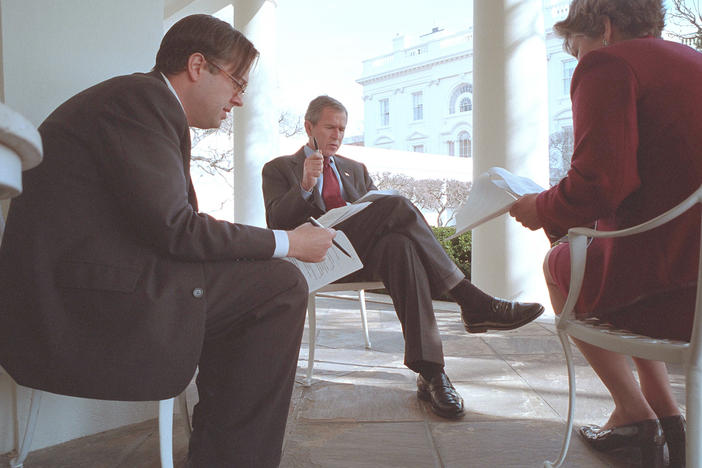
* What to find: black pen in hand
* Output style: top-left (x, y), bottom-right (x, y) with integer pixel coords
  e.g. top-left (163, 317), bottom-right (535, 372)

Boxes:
top-left (307, 216), bottom-right (352, 258)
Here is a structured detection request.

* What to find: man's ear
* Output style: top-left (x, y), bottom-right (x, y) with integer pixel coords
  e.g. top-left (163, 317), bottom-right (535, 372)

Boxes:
top-left (304, 120), bottom-right (313, 137)
top-left (186, 52), bottom-right (207, 82)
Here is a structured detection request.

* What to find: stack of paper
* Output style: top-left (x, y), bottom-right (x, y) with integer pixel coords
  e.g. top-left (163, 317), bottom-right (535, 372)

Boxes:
top-left (451, 167), bottom-right (545, 237)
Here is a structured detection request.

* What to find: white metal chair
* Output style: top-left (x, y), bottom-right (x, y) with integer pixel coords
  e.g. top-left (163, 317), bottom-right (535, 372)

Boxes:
top-left (9, 387), bottom-right (192, 468)
top-left (544, 185), bottom-right (702, 468)
top-left (305, 281), bottom-right (384, 386)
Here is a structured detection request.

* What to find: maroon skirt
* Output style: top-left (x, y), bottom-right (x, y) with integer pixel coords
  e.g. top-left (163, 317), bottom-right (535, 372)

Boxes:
top-left (548, 242), bottom-right (695, 342)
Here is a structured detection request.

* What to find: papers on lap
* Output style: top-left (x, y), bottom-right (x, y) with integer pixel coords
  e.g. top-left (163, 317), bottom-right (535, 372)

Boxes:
top-left (317, 189), bottom-right (399, 227)
top-left (283, 231), bottom-right (363, 293)
top-left (451, 167), bottom-right (545, 238)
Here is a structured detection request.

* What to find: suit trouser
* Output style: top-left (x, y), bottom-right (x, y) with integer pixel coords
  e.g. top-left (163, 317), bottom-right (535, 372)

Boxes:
top-left (337, 195), bottom-right (464, 371)
top-left (188, 259), bottom-right (308, 468)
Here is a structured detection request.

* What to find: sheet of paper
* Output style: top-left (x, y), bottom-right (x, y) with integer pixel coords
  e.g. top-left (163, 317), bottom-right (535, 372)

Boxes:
top-left (449, 166), bottom-right (546, 238)
top-left (317, 202), bottom-right (372, 227)
top-left (283, 231), bottom-right (363, 293)
top-left (353, 189), bottom-right (400, 204)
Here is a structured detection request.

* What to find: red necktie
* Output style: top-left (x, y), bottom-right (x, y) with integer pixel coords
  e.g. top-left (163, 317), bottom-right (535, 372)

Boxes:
top-left (322, 157), bottom-right (346, 210)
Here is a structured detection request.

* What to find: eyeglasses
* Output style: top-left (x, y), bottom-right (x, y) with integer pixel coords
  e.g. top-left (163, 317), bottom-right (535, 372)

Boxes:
top-left (207, 60), bottom-right (247, 96)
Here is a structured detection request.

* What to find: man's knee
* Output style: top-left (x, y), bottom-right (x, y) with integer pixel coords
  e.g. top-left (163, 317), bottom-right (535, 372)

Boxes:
top-left (383, 194), bottom-right (417, 212)
top-left (270, 259), bottom-right (309, 304)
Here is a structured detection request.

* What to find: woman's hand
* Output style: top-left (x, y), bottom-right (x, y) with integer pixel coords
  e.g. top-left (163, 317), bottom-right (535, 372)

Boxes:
top-left (509, 193), bottom-right (543, 230)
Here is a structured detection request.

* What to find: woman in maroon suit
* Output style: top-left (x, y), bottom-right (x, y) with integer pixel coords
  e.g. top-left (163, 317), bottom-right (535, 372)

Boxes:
top-left (510, 0), bottom-right (702, 466)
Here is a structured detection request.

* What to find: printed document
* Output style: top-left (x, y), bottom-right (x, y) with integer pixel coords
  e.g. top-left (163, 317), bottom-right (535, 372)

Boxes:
top-left (283, 231), bottom-right (363, 292)
top-left (451, 167), bottom-right (545, 238)
top-left (316, 189), bottom-right (399, 227)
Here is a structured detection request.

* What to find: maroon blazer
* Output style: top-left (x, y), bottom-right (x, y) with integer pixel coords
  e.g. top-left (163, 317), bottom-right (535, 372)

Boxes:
top-left (262, 146), bottom-right (376, 229)
top-left (0, 71), bottom-right (275, 400)
top-left (537, 38), bottom-right (702, 316)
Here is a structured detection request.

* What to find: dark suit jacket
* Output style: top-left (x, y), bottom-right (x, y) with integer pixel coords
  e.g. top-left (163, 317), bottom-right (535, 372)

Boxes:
top-left (262, 147), bottom-right (376, 229)
top-left (0, 71), bottom-right (275, 400)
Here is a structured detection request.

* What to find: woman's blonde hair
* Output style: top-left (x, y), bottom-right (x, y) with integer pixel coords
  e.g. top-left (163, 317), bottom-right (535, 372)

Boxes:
top-left (555, 0), bottom-right (665, 55)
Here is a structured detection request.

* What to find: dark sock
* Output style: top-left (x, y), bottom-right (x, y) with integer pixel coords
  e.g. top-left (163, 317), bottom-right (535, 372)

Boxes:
top-left (415, 362), bottom-right (444, 381)
top-left (450, 278), bottom-right (493, 313)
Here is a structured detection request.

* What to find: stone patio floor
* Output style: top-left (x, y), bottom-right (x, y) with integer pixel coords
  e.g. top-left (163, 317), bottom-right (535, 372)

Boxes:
top-left (1, 292), bottom-right (686, 467)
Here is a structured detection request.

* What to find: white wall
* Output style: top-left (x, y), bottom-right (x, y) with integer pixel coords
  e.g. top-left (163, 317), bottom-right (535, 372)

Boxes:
top-left (0, 0), bottom-right (166, 454)
top-left (1, 0), bottom-right (163, 127)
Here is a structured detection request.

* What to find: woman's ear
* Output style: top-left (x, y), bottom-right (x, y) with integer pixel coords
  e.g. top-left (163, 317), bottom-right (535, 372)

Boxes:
top-left (602, 16), bottom-right (613, 45)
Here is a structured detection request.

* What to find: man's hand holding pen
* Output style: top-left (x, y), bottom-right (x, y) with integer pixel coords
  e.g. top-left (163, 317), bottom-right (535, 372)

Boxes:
top-left (301, 137), bottom-right (324, 192)
top-left (287, 223), bottom-right (335, 263)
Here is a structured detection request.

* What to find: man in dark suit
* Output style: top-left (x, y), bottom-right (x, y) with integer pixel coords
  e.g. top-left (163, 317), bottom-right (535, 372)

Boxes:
top-left (263, 96), bottom-right (545, 419)
top-left (0, 15), bottom-right (336, 468)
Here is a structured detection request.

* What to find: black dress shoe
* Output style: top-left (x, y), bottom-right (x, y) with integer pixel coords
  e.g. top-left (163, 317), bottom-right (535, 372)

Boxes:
top-left (416, 372), bottom-right (464, 419)
top-left (661, 415), bottom-right (686, 467)
top-left (579, 419), bottom-right (665, 468)
top-left (461, 298), bottom-right (544, 333)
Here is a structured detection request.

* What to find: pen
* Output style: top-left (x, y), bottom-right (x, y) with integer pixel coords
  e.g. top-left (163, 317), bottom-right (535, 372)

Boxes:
top-left (308, 216), bottom-right (352, 258)
top-left (313, 137), bottom-right (319, 152)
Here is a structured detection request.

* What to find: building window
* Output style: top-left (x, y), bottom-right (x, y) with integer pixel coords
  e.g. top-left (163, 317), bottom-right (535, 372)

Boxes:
top-left (412, 92), bottom-right (423, 121)
top-left (412, 144), bottom-right (425, 153)
top-left (449, 83), bottom-right (473, 114)
top-left (458, 131), bottom-right (471, 158)
top-left (379, 99), bottom-right (390, 127)
top-left (447, 141), bottom-right (455, 156)
top-left (562, 59), bottom-right (576, 95)
top-left (459, 97), bottom-right (472, 112)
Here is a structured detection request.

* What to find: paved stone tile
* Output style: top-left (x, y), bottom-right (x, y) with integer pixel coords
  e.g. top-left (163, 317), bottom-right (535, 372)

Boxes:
top-left (481, 333), bottom-right (565, 355)
top-left (280, 421), bottom-right (439, 468)
top-left (296, 382), bottom-right (424, 422)
top-left (443, 355), bottom-right (522, 383)
top-left (431, 419), bottom-right (624, 467)
top-left (451, 380), bottom-right (559, 422)
top-left (504, 353), bottom-right (616, 425)
top-left (9, 418), bottom-right (154, 468)
top-left (440, 333), bottom-right (498, 357)
top-left (302, 346), bottom-right (406, 370)
top-left (308, 366), bottom-right (417, 386)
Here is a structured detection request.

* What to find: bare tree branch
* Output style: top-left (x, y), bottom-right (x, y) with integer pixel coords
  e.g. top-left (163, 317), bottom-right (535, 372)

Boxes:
top-left (549, 128), bottom-right (574, 186)
top-left (668, 0), bottom-right (702, 49)
top-left (279, 111), bottom-right (304, 138)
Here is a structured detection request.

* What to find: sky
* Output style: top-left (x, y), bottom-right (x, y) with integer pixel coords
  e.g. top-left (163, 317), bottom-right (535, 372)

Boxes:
top-left (274, 0), bottom-right (474, 142)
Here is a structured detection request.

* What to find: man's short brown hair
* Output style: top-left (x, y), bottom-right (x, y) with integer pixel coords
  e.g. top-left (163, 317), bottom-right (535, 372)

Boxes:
top-left (305, 96), bottom-right (348, 125)
top-left (155, 14), bottom-right (259, 79)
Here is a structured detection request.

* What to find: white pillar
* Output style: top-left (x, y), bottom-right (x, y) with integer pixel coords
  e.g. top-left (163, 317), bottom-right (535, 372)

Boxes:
top-left (233, 0), bottom-right (278, 226)
top-left (472, 0), bottom-right (551, 309)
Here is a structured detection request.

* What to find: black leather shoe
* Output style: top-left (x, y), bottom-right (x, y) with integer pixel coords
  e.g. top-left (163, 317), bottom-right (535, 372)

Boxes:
top-left (579, 419), bottom-right (665, 468)
top-left (461, 298), bottom-right (544, 333)
top-left (416, 372), bottom-right (464, 419)
top-left (661, 415), bottom-right (686, 468)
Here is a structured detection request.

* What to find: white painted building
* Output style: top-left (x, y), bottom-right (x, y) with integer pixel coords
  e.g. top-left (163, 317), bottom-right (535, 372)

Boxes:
top-left (356, 0), bottom-right (574, 178)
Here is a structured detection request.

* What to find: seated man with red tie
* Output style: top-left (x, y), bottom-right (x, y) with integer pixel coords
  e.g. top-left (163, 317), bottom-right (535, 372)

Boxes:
top-left (262, 95), bottom-right (544, 419)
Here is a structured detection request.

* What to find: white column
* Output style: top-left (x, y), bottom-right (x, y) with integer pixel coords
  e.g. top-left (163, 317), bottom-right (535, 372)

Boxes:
top-left (472, 0), bottom-right (551, 309)
top-left (233, 0), bottom-right (278, 227)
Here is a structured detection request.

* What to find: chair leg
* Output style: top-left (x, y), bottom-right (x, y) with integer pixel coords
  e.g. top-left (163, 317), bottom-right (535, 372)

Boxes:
top-left (544, 331), bottom-right (577, 468)
top-left (158, 398), bottom-right (175, 468)
top-left (10, 389), bottom-right (43, 468)
top-left (686, 359), bottom-right (700, 467)
top-left (306, 293), bottom-right (316, 386)
top-left (178, 392), bottom-right (192, 438)
top-left (358, 289), bottom-right (371, 349)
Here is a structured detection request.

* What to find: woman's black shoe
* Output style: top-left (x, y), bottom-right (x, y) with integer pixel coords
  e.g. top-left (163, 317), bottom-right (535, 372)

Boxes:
top-left (661, 415), bottom-right (686, 467)
top-left (579, 419), bottom-right (665, 468)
